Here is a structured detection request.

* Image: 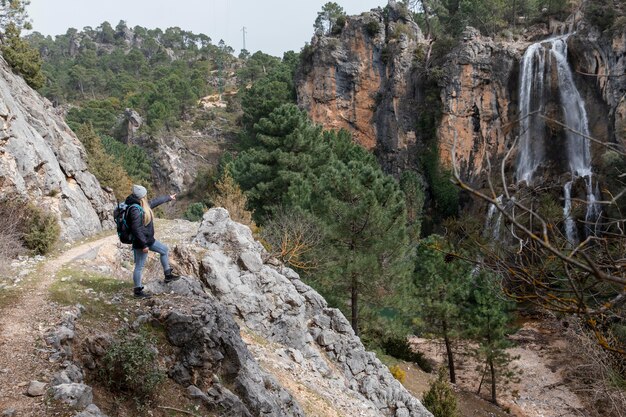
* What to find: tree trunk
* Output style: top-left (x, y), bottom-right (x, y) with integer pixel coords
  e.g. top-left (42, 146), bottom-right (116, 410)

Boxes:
top-left (489, 357), bottom-right (497, 404)
top-left (351, 276), bottom-right (359, 337)
top-left (442, 320), bottom-right (456, 384)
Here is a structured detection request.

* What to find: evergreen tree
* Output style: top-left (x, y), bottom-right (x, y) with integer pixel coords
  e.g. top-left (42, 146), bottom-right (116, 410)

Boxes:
top-left (0, 0), bottom-right (31, 32)
top-left (75, 123), bottom-right (132, 200)
top-left (1, 22), bottom-right (44, 89)
top-left (466, 270), bottom-right (518, 404)
top-left (423, 367), bottom-right (460, 417)
top-left (306, 134), bottom-right (411, 336)
top-left (231, 104), bottom-right (326, 221)
top-left (413, 234), bottom-right (471, 383)
top-left (314, 2), bottom-right (347, 35)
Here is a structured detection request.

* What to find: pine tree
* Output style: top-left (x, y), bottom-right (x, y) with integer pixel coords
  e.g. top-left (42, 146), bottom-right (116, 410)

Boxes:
top-left (413, 234), bottom-right (472, 383)
top-left (423, 367), bottom-right (460, 417)
top-left (1, 22), bottom-right (44, 89)
top-left (466, 270), bottom-right (518, 404)
top-left (307, 133), bottom-right (411, 336)
top-left (231, 104), bottom-right (326, 221)
top-left (75, 123), bottom-right (132, 200)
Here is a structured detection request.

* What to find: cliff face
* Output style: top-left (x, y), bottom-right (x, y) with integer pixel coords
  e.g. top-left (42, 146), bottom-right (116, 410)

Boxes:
top-left (438, 28), bottom-right (520, 178)
top-left (296, 2), bottom-right (424, 174)
top-left (297, 7), bottom-right (625, 182)
top-left (165, 209), bottom-right (433, 417)
top-left (0, 57), bottom-right (114, 241)
top-left (568, 25), bottom-right (626, 150)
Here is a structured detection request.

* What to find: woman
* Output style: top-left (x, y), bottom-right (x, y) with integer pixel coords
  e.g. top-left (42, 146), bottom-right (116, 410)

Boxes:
top-left (126, 184), bottom-right (179, 298)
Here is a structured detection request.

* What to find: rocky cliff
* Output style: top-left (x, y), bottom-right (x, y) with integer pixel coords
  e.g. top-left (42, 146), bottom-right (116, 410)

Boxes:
top-left (167, 208), bottom-right (432, 416)
top-left (0, 56), bottom-right (114, 241)
top-left (296, 2), bottom-right (425, 175)
top-left (297, 5), bottom-right (625, 182)
top-left (42, 211), bottom-right (432, 416)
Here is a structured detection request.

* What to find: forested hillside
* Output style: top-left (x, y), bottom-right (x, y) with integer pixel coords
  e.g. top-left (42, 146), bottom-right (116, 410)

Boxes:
top-left (0, 0), bottom-right (624, 416)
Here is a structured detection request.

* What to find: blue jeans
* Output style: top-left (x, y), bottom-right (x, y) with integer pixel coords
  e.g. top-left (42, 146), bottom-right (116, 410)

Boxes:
top-left (132, 240), bottom-right (170, 288)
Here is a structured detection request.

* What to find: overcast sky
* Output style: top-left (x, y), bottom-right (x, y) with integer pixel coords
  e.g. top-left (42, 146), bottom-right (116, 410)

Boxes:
top-left (28, 0), bottom-right (388, 57)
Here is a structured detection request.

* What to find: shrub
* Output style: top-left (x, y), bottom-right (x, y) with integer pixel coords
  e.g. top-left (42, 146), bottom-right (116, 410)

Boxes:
top-left (183, 202), bottom-right (206, 222)
top-left (382, 336), bottom-right (433, 372)
top-left (389, 364), bottom-right (406, 384)
top-left (22, 204), bottom-right (60, 255)
top-left (423, 368), bottom-right (459, 417)
top-left (365, 20), bottom-right (381, 37)
top-left (99, 328), bottom-right (165, 402)
top-left (0, 200), bottom-right (26, 273)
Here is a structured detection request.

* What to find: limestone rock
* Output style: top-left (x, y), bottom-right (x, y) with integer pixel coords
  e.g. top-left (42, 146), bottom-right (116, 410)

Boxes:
top-left (0, 56), bottom-right (114, 241)
top-left (438, 27), bottom-right (519, 178)
top-left (73, 404), bottom-right (108, 417)
top-left (50, 383), bottom-right (93, 410)
top-left (296, 2), bottom-right (425, 175)
top-left (180, 208), bottom-right (432, 416)
top-left (26, 380), bottom-right (46, 396)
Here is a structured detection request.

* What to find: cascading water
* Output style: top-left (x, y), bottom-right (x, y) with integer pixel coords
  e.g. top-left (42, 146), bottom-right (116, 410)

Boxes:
top-left (485, 195), bottom-right (504, 240)
top-left (516, 34), bottom-right (599, 242)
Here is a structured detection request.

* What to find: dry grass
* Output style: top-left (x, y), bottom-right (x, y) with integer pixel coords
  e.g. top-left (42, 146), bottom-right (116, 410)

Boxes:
top-left (565, 320), bottom-right (626, 417)
top-left (0, 199), bottom-right (26, 276)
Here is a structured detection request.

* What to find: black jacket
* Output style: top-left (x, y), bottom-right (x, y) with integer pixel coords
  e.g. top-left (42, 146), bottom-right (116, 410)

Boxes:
top-left (124, 194), bottom-right (172, 249)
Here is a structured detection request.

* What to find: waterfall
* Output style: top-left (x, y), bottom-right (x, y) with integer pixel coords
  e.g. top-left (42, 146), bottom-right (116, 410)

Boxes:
top-left (516, 35), bottom-right (599, 242)
top-left (563, 181), bottom-right (577, 243)
top-left (485, 195), bottom-right (504, 240)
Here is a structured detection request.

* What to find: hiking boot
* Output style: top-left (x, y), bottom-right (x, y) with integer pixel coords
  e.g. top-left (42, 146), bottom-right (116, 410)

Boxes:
top-left (133, 286), bottom-right (152, 299)
top-left (164, 269), bottom-right (180, 283)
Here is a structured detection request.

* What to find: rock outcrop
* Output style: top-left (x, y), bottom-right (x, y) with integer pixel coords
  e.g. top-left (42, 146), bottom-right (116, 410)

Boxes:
top-left (296, 1), bottom-right (425, 175)
top-left (0, 57), bottom-right (114, 241)
top-left (438, 28), bottom-right (520, 178)
top-left (568, 23), bottom-right (626, 150)
top-left (152, 208), bottom-right (432, 416)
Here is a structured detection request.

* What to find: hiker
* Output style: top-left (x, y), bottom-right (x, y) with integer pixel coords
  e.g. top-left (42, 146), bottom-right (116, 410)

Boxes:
top-left (125, 184), bottom-right (179, 298)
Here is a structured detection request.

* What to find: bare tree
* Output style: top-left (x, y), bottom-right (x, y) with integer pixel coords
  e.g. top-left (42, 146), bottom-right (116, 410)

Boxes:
top-left (450, 113), bottom-right (626, 355)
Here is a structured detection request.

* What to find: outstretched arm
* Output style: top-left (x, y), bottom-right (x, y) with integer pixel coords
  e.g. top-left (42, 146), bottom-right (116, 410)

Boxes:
top-left (149, 194), bottom-right (175, 209)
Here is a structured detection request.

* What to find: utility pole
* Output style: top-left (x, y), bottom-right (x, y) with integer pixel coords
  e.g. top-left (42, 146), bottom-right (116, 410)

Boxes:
top-left (241, 26), bottom-right (247, 51)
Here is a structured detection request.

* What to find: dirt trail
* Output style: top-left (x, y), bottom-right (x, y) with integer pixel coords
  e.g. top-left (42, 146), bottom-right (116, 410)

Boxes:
top-left (0, 234), bottom-right (118, 416)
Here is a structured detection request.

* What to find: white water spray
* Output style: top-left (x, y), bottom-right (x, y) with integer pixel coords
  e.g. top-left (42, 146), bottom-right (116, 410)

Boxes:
top-left (516, 35), bottom-right (599, 242)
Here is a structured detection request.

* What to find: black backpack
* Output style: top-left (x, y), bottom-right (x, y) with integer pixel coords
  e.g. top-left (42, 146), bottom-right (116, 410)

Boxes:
top-left (113, 202), bottom-right (143, 244)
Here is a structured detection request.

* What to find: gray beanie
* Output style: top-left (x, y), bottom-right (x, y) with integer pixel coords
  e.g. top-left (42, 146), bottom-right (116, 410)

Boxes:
top-left (132, 184), bottom-right (147, 199)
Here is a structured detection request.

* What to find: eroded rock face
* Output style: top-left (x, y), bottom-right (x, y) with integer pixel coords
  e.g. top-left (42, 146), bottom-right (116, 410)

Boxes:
top-left (568, 24), bottom-right (626, 150)
top-left (438, 27), bottom-right (520, 179)
top-left (296, 2), bottom-right (425, 175)
top-left (0, 57), bottom-right (114, 241)
top-left (167, 208), bottom-right (432, 417)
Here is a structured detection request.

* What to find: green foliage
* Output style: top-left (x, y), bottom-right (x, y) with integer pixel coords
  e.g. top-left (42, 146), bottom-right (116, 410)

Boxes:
top-left (585, 0), bottom-right (617, 31)
top-left (99, 328), bottom-right (165, 402)
top-left (1, 22), bottom-right (44, 89)
top-left (0, 0), bottom-right (32, 32)
top-left (382, 336), bottom-right (433, 372)
top-left (22, 203), bottom-right (60, 255)
top-left (314, 2), bottom-right (347, 35)
top-left (183, 202), bottom-right (206, 222)
top-left (28, 22), bottom-right (230, 132)
top-left (232, 102), bottom-right (414, 338)
top-left (231, 104), bottom-right (326, 220)
top-left (423, 149), bottom-right (459, 219)
top-left (75, 123), bottom-right (133, 200)
top-left (400, 171), bottom-right (425, 241)
top-left (423, 368), bottom-right (460, 417)
top-left (301, 131), bottom-right (411, 336)
top-left (465, 270), bottom-right (518, 403)
top-left (101, 135), bottom-right (152, 185)
top-left (66, 99), bottom-right (121, 136)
